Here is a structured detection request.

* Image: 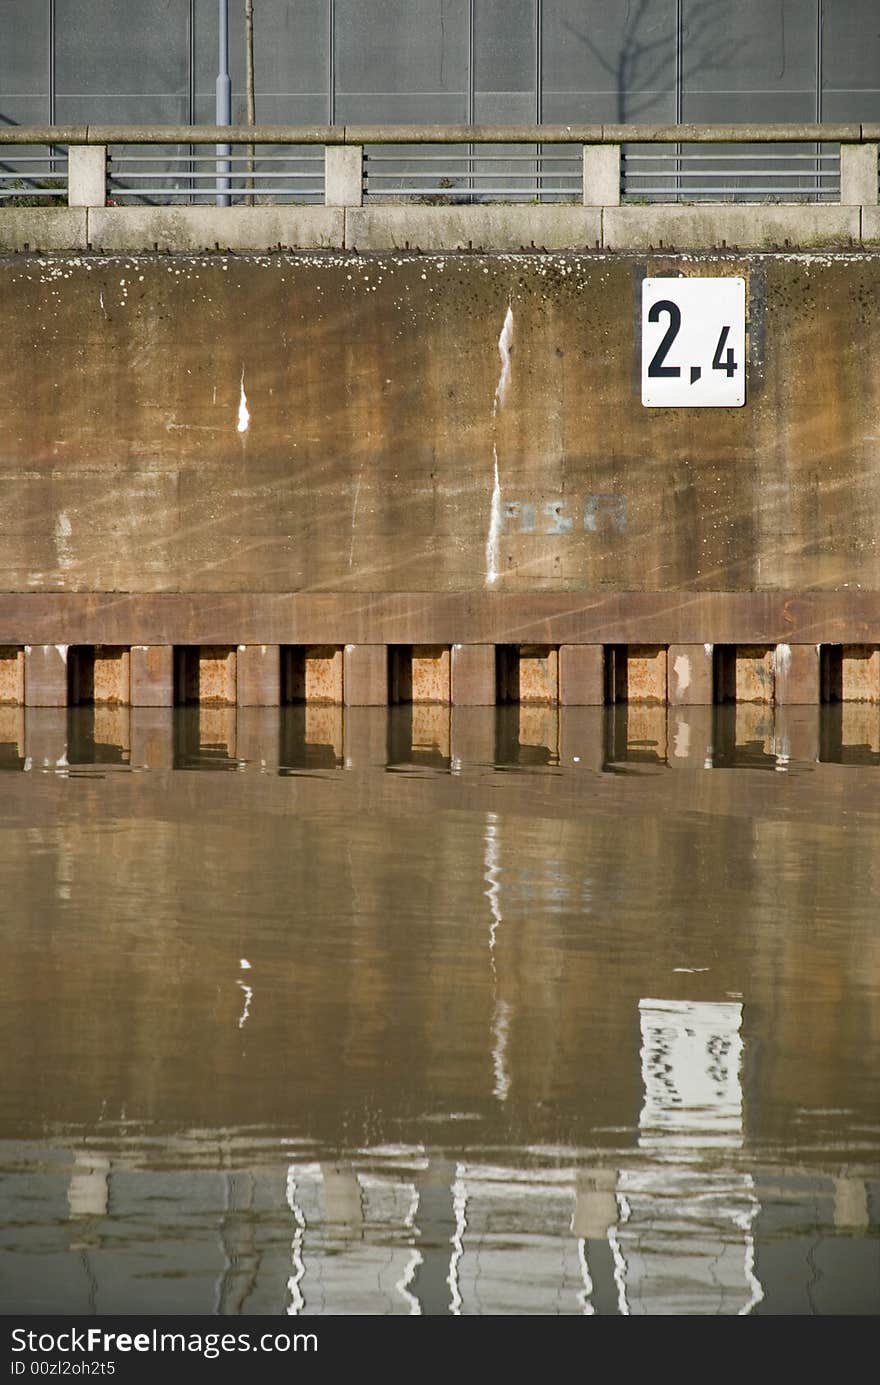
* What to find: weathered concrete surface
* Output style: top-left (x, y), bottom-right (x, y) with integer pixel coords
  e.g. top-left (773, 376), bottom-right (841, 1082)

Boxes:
top-left (345, 206), bottom-right (602, 252)
top-left (130, 645), bottom-right (173, 707)
top-left (6, 592), bottom-right (880, 646)
top-left (87, 207), bottom-right (343, 253)
top-left (667, 644), bottom-right (713, 706)
top-left (0, 647), bottom-right (25, 705)
top-left (841, 645), bottom-right (880, 702)
top-left (410, 646), bottom-right (451, 703)
top-left (24, 644), bottom-right (67, 707)
top-left (0, 210), bottom-right (88, 252)
top-left (559, 644), bottom-right (604, 705)
top-left (774, 643), bottom-right (820, 705)
top-left (237, 643), bottom-right (280, 706)
top-left (450, 644), bottom-right (495, 705)
top-left (602, 205), bottom-right (860, 250)
top-left (1, 248), bottom-right (880, 633)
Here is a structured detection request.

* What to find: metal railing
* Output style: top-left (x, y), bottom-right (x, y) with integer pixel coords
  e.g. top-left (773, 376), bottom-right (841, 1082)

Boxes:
top-left (107, 146), bottom-right (324, 205)
top-left (622, 144), bottom-right (841, 203)
top-left (363, 146), bottom-right (582, 204)
top-left (0, 147), bottom-right (68, 202)
top-left (0, 124), bottom-right (877, 209)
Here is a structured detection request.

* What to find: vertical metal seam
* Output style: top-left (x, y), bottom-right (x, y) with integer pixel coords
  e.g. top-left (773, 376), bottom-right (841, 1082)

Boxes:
top-left (48, 0), bottom-right (55, 126)
top-left (468, 0), bottom-right (475, 198)
top-left (328, 0), bottom-right (336, 125)
top-left (675, 0), bottom-right (683, 124)
top-left (188, 0), bottom-right (196, 124)
top-left (467, 0), bottom-right (475, 125)
top-left (536, 0), bottom-right (543, 199)
top-left (816, 0), bottom-right (823, 122)
top-left (535, 0), bottom-right (542, 124)
top-left (189, 0), bottom-right (195, 200)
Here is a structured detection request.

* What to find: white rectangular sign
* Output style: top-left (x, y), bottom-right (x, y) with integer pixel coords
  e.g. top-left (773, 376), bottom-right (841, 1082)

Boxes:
top-left (641, 276), bottom-right (746, 407)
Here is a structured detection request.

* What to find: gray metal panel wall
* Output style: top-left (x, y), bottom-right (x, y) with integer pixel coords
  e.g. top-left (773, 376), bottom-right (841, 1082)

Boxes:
top-left (1, 2), bottom-right (880, 133)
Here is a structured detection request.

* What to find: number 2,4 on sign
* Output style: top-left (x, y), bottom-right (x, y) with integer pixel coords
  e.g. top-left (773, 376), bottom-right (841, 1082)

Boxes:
top-left (641, 276), bottom-right (746, 408)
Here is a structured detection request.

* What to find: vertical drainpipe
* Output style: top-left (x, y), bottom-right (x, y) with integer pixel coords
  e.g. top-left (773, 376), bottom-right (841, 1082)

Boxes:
top-left (188, 0), bottom-right (196, 201)
top-left (675, 0), bottom-right (683, 201)
top-left (816, 0), bottom-right (823, 200)
top-left (216, 0), bottom-right (232, 206)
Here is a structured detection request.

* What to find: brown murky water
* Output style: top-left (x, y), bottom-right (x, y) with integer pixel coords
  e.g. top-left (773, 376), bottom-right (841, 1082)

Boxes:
top-left (1, 705), bottom-right (878, 1315)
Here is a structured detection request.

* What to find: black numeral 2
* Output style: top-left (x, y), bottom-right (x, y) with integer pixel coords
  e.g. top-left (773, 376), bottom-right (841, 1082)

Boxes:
top-left (647, 300), bottom-right (682, 378)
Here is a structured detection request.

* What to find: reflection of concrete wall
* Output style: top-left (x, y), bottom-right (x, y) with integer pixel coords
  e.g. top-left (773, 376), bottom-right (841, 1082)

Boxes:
top-left (449, 1163), bottom-right (588, 1315)
top-left (287, 1155), bottom-right (425, 1315)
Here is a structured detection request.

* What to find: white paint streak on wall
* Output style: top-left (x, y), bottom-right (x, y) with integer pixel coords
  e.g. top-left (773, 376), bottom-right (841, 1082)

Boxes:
top-left (55, 511), bottom-right (73, 570)
top-left (485, 447), bottom-right (503, 585)
top-left (54, 644), bottom-right (68, 664)
top-left (493, 303), bottom-right (514, 415)
top-left (673, 653), bottom-right (691, 695)
top-left (349, 471), bottom-right (363, 570)
top-left (485, 304), bottom-right (514, 585)
top-left (237, 366), bottom-right (250, 433)
top-left (774, 643), bottom-right (791, 677)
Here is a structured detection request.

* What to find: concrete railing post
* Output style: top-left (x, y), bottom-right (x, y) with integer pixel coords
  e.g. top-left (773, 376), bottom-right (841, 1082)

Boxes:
top-left (67, 145), bottom-right (107, 207)
top-left (840, 142), bottom-right (879, 205)
top-left (325, 145), bottom-right (363, 207)
top-left (583, 143), bottom-right (620, 206)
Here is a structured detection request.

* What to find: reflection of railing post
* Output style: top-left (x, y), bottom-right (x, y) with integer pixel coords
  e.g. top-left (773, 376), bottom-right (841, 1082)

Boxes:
top-left (215, 0), bottom-right (232, 206)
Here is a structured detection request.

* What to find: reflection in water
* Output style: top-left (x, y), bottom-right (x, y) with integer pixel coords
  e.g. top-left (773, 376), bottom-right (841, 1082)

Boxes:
top-left (3, 704), bottom-right (880, 773)
top-left (1, 707), bottom-right (879, 1314)
top-left (484, 812), bottom-right (510, 1104)
top-left (286, 1152), bottom-right (425, 1315)
top-left (610, 1000), bottom-right (763, 1316)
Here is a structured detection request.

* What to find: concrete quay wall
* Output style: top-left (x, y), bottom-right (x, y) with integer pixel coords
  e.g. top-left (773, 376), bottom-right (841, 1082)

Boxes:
top-left (2, 245), bottom-right (880, 703)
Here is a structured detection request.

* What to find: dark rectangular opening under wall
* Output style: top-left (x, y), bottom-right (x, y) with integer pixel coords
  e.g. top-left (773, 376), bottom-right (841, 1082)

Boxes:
top-left (713, 645), bottom-right (775, 704)
top-left (68, 646), bottom-right (130, 705)
top-left (821, 646), bottom-right (843, 703)
top-left (388, 646), bottom-right (412, 704)
top-left (495, 645), bottom-right (519, 704)
top-left (821, 645), bottom-right (880, 703)
top-left (282, 646), bottom-right (344, 704)
top-left (174, 647), bottom-right (237, 705)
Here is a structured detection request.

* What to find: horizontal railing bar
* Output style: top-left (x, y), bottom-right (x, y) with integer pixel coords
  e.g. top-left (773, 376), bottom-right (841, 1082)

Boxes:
top-left (624, 188), bottom-right (840, 195)
top-left (0, 189), bottom-right (68, 197)
top-left (626, 170), bottom-right (839, 180)
top-left (366, 172), bottom-right (576, 181)
top-left (109, 171), bottom-right (323, 181)
top-left (108, 189), bottom-right (324, 198)
top-left (109, 155), bottom-right (325, 163)
top-left (365, 154), bottom-right (580, 162)
top-left (625, 153), bottom-right (840, 162)
top-left (366, 189), bottom-right (582, 197)
top-left (0, 122), bottom-right (872, 146)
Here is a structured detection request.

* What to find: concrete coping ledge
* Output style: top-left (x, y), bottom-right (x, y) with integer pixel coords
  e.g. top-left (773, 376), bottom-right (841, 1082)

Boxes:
top-left (0, 203), bottom-right (871, 255)
top-left (0, 122), bottom-right (875, 146)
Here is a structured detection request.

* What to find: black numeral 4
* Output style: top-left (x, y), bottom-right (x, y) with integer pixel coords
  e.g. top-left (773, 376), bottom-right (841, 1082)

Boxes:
top-left (712, 325), bottom-right (738, 378)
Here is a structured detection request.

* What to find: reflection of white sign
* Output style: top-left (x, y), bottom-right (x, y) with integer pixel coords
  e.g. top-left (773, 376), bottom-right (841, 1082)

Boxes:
top-left (608, 998), bottom-right (763, 1316)
top-left (641, 277), bottom-right (746, 407)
